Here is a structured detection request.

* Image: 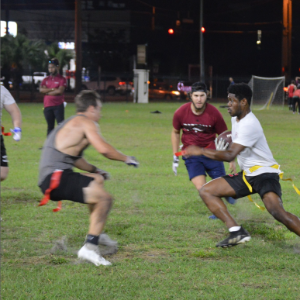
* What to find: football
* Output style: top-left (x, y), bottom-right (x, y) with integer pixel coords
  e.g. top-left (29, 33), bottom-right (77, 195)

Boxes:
top-left (216, 130), bottom-right (232, 149)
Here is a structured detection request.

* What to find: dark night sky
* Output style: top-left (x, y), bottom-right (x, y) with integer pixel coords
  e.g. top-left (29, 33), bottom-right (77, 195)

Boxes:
top-left (2, 0), bottom-right (300, 79)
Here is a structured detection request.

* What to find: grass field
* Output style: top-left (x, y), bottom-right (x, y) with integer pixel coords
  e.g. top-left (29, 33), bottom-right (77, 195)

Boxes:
top-left (1, 102), bottom-right (300, 299)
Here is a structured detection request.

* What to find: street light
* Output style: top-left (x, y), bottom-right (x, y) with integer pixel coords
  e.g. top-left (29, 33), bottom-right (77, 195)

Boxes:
top-left (256, 30), bottom-right (262, 44)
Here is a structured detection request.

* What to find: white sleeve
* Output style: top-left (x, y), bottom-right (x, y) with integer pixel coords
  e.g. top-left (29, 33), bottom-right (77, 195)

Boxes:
top-left (1, 86), bottom-right (16, 106)
top-left (234, 122), bottom-right (261, 148)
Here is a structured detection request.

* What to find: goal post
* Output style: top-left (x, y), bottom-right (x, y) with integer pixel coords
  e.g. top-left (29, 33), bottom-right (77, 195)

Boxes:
top-left (248, 75), bottom-right (285, 110)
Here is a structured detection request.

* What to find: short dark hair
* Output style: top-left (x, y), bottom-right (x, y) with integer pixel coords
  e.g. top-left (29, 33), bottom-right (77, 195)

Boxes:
top-left (228, 83), bottom-right (252, 106)
top-left (75, 90), bottom-right (101, 112)
top-left (291, 80), bottom-right (295, 84)
top-left (191, 82), bottom-right (207, 94)
top-left (48, 58), bottom-right (59, 66)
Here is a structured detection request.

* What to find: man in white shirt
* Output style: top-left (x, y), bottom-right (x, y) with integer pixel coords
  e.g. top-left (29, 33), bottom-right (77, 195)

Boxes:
top-left (0, 85), bottom-right (22, 181)
top-left (183, 83), bottom-right (300, 247)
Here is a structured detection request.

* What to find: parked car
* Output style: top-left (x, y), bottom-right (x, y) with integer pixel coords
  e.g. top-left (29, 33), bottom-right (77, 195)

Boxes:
top-left (148, 83), bottom-right (181, 100)
top-left (22, 72), bottom-right (47, 90)
top-left (82, 75), bottom-right (133, 95)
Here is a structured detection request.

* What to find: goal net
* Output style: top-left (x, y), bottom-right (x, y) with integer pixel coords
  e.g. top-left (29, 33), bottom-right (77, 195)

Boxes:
top-left (248, 75), bottom-right (285, 110)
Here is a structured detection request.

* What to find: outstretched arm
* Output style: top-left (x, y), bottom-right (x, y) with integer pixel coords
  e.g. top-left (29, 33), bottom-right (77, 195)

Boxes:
top-left (184, 143), bottom-right (245, 163)
top-left (4, 103), bottom-right (22, 129)
top-left (84, 121), bottom-right (128, 162)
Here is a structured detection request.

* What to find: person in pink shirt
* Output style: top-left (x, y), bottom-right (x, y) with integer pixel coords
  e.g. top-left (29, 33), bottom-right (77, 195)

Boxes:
top-left (292, 85), bottom-right (300, 114)
top-left (287, 80), bottom-right (296, 111)
top-left (40, 58), bottom-right (67, 136)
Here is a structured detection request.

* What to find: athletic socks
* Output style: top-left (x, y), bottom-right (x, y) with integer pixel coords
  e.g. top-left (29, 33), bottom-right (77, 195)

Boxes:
top-left (86, 234), bottom-right (99, 245)
top-left (229, 226), bottom-right (241, 232)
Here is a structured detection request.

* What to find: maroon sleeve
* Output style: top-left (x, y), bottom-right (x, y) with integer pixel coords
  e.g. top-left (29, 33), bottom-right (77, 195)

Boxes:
top-left (213, 108), bottom-right (228, 135)
top-left (172, 108), bottom-right (182, 130)
top-left (60, 76), bottom-right (67, 88)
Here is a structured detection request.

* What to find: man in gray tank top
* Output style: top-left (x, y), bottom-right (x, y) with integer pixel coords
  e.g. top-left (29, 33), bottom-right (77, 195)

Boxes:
top-left (38, 90), bottom-right (139, 266)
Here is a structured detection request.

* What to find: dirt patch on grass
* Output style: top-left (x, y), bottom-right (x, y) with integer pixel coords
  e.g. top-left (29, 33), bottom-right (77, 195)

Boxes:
top-left (111, 245), bottom-right (168, 262)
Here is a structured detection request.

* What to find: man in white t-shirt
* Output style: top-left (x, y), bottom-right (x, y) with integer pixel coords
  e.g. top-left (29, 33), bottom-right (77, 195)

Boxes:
top-left (183, 83), bottom-right (300, 248)
top-left (0, 85), bottom-right (22, 181)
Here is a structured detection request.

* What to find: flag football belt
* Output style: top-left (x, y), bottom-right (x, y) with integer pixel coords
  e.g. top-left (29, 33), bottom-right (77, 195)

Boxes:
top-left (1, 126), bottom-right (12, 136)
top-left (242, 164), bottom-right (300, 211)
top-left (38, 169), bottom-right (63, 212)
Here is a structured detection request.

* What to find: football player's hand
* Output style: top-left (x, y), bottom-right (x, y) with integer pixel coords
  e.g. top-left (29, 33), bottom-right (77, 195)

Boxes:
top-left (96, 168), bottom-right (110, 180)
top-left (172, 155), bottom-right (179, 175)
top-left (10, 127), bottom-right (21, 141)
top-left (215, 138), bottom-right (229, 150)
top-left (125, 156), bottom-right (139, 168)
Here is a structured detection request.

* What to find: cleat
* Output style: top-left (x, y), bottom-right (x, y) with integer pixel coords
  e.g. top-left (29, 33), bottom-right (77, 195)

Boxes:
top-left (78, 243), bottom-right (112, 266)
top-left (209, 215), bottom-right (218, 220)
top-left (99, 233), bottom-right (118, 247)
top-left (216, 226), bottom-right (251, 248)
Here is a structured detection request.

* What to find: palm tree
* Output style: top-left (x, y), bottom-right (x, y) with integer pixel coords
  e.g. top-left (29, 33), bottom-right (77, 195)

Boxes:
top-left (1, 34), bottom-right (47, 100)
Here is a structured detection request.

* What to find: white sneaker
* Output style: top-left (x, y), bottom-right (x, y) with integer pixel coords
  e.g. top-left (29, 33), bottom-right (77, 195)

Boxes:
top-left (78, 243), bottom-right (112, 266)
top-left (99, 233), bottom-right (118, 247)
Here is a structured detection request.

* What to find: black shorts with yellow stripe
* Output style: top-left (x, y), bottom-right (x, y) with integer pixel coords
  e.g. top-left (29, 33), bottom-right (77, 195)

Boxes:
top-left (223, 171), bottom-right (282, 200)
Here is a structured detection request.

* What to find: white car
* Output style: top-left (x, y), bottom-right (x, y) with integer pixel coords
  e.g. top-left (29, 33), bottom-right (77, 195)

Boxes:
top-left (22, 72), bottom-right (47, 90)
top-left (82, 76), bottom-right (133, 95)
top-left (22, 72), bottom-right (47, 85)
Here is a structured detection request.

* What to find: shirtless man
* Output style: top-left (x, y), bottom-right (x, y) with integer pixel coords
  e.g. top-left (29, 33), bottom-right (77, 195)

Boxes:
top-left (38, 90), bottom-right (138, 266)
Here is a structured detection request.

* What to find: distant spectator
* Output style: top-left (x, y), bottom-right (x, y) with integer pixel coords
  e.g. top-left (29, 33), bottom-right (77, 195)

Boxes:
top-left (229, 77), bottom-right (235, 85)
top-left (292, 85), bottom-right (300, 114)
top-left (40, 58), bottom-right (67, 136)
top-left (287, 80), bottom-right (297, 111)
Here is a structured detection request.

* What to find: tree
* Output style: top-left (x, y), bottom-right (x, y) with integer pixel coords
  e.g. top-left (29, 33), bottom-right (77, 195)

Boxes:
top-left (1, 34), bottom-right (47, 96)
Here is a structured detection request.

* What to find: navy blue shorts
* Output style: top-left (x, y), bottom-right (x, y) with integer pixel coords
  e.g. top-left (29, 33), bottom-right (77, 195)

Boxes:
top-left (183, 155), bottom-right (226, 180)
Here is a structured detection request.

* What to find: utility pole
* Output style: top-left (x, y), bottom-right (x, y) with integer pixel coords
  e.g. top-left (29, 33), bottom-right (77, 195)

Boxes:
top-left (152, 7), bottom-right (155, 30)
top-left (199, 0), bottom-right (205, 82)
top-left (75, 0), bottom-right (82, 94)
top-left (282, 0), bottom-right (292, 80)
top-left (5, 7), bottom-right (9, 35)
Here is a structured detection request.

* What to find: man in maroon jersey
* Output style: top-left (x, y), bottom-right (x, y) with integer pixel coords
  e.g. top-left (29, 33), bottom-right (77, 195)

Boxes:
top-left (40, 58), bottom-right (67, 136)
top-left (171, 82), bottom-right (236, 219)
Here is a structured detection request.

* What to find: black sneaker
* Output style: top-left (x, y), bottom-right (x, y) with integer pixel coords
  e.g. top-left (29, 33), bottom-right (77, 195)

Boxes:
top-left (216, 226), bottom-right (251, 248)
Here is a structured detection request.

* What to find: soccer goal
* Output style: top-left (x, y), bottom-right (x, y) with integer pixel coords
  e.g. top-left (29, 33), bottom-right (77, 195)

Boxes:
top-left (248, 75), bottom-right (285, 110)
